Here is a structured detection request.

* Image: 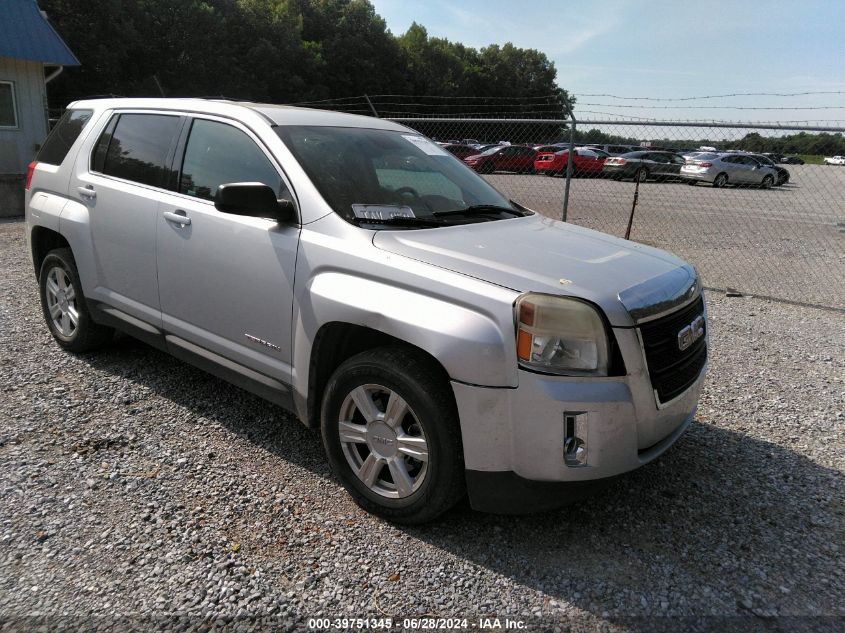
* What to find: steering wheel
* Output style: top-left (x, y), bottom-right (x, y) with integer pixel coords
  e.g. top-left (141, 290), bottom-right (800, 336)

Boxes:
top-left (394, 186), bottom-right (420, 199)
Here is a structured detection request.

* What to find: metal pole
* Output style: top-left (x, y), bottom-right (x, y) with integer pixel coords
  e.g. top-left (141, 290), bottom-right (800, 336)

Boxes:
top-left (364, 94), bottom-right (379, 118)
top-left (562, 96), bottom-right (576, 222)
top-left (625, 176), bottom-right (641, 240)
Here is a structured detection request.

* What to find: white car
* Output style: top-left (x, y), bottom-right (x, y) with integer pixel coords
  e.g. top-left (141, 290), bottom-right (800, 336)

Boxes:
top-left (823, 155), bottom-right (845, 165)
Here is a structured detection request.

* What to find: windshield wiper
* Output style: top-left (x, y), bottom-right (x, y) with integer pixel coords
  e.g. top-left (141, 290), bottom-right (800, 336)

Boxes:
top-left (432, 204), bottom-right (523, 218)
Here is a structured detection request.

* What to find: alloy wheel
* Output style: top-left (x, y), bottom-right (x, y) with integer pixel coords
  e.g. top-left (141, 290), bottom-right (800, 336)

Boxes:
top-left (337, 383), bottom-right (429, 499)
top-left (44, 266), bottom-right (79, 338)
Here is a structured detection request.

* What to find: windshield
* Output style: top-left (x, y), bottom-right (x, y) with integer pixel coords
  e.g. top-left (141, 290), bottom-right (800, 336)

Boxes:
top-left (275, 126), bottom-right (517, 226)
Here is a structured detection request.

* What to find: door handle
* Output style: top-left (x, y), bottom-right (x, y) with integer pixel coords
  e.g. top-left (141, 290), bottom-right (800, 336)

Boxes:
top-left (77, 186), bottom-right (96, 200)
top-left (163, 210), bottom-right (191, 226)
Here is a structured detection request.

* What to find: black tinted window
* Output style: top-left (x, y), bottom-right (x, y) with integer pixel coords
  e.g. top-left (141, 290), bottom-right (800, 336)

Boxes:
top-left (180, 119), bottom-right (284, 201)
top-left (102, 114), bottom-right (181, 187)
top-left (37, 109), bottom-right (93, 165)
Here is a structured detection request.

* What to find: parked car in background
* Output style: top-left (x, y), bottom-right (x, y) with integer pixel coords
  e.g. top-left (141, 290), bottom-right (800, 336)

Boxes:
top-left (680, 153), bottom-right (778, 188)
top-left (534, 144), bottom-right (568, 153)
top-left (602, 151), bottom-right (686, 182)
top-left (461, 139), bottom-right (480, 146)
top-left (585, 144), bottom-right (641, 156)
top-left (464, 144), bottom-right (537, 174)
top-left (534, 147), bottom-right (608, 176)
top-left (781, 156), bottom-right (804, 165)
top-left (746, 153), bottom-right (790, 185)
top-left (824, 155), bottom-right (845, 165)
top-left (475, 143), bottom-right (501, 153)
top-left (441, 143), bottom-right (478, 159)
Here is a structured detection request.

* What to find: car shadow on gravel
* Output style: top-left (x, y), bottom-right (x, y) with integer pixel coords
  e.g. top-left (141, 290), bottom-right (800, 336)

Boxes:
top-left (77, 335), bottom-right (330, 476)
top-left (78, 337), bottom-right (842, 626)
top-left (410, 419), bottom-right (843, 624)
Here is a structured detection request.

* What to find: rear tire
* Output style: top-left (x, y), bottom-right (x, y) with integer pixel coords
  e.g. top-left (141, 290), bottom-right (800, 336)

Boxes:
top-left (687, 180), bottom-right (697, 186)
top-left (320, 347), bottom-right (465, 524)
top-left (39, 248), bottom-right (114, 352)
top-left (761, 174), bottom-right (774, 189)
top-left (712, 173), bottom-right (728, 188)
top-left (635, 168), bottom-right (648, 183)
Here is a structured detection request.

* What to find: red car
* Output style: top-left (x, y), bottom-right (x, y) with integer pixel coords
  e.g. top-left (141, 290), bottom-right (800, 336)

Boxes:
top-left (534, 147), bottom-right (608, 176)
top-left (464, 145), bottom-right (538, 174)
top-left (442, 143), bottom-right (479, 159)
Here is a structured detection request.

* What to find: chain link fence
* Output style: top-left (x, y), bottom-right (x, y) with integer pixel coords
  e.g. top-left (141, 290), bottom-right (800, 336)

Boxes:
top-left (385, 116), bottom-right (845, 311)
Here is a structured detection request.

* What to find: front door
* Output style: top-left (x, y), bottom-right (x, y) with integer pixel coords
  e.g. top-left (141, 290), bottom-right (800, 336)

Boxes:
top-left (156, 116), bottom-right (300, 385)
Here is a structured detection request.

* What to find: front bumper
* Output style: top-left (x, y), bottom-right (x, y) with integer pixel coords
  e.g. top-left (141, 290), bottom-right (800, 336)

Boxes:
top-left (452, 326), bottom-right (706, 513)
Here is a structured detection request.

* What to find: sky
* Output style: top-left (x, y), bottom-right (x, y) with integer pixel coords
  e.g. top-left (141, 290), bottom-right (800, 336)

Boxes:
top-left (368, 0), bottom-right (845, 125)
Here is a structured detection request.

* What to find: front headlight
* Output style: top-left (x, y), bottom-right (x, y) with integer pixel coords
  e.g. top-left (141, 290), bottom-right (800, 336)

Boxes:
top-left (515, 294), bottom-right (609, 376)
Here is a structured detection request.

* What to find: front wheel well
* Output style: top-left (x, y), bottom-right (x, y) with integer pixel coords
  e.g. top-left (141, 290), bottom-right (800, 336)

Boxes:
top-left (30, 226), bottom-right (70, 276)
top-left (306, 322), bottom-right (452, 428)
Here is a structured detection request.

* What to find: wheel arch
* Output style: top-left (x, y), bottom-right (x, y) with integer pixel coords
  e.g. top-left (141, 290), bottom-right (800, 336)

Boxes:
top-left (30, 226), bottom-right (70, 276)
top-left (305, 322), bottom-right (452, 429)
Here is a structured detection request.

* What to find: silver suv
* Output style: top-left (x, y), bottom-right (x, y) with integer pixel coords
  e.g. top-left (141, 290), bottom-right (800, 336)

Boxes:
top-left (25, 99), bottom-right (707, 523)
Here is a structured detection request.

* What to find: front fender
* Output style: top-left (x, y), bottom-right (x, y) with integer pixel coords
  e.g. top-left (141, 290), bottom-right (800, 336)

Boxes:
top-left (291, 270), bottom-right (519, 420)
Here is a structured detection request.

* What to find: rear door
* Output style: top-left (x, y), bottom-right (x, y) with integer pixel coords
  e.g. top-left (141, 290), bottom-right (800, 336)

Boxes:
top-left (647, 153), bottom-right (674, 180)
top-left (155, 115), bottom-right (300, 385)
top-left (732, 156), bottom-right (756, 183)
top-left (70, 111), bottom-right (184, 325)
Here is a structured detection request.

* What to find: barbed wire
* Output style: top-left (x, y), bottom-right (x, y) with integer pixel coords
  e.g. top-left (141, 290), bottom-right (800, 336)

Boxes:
top-left (576, 90), bottom-right (845, 101)
top-left (579, 103), bottom-right (845, 111)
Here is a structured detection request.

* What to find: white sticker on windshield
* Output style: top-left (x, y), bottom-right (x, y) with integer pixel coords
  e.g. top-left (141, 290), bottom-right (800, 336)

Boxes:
top-left (402, 135), bottom-right (449, 156)
top-left (351, 204), bottom-right (416, 221)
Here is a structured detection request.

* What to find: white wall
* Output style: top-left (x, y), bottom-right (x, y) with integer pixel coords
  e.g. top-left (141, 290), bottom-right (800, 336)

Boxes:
top-left (0, 56), bottom-right (48, 174)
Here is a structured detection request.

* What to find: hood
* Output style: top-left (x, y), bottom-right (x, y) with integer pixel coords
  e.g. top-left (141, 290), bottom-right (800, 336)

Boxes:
top-left (372, 213), bottom-right (696, 327)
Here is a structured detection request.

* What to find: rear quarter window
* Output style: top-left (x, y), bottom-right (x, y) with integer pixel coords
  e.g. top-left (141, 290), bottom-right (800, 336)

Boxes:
top-left (36, 109), bottom-right (94, 166)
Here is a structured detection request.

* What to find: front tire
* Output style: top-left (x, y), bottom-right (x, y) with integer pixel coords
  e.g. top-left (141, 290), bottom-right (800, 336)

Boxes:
top-left (761, 174), bottom-right (774, 189)
top-left (320, 347), bottom-right (465, 524)
top-left (39, 248), bottom-right (113, 352)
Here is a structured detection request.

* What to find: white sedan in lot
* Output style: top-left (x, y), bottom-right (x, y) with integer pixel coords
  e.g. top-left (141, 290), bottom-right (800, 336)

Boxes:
top-left (681, 153), bottom-right (779, 188)
top-left (823, 155), bottom-right (845, 165)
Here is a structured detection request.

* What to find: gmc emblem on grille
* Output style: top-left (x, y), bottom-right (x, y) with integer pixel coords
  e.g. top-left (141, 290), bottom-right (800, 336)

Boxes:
top-left (677, 315), bottom-right (705, 351)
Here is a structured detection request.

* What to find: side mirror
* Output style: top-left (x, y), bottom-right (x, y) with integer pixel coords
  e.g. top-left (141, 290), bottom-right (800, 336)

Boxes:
top-left (214, 182), bottom-right (296, 223)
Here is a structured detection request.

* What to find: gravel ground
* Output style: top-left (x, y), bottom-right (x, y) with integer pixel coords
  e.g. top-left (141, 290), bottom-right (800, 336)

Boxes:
top-left (0, 219), bottom-right (843, 632)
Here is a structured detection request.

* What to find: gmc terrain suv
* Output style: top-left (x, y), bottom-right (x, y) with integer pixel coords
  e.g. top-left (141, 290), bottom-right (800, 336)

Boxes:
top-left (25, 99), bottom-right (707, 523)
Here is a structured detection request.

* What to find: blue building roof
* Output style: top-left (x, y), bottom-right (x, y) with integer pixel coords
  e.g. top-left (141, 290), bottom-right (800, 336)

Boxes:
top-left (0, 0), bottom-right (80, 66)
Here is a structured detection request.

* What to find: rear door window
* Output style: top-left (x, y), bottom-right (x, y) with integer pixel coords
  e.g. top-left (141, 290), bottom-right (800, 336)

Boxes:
top-left (99, 114), bottom-right (182, 187)
top-left (179, 118), bottom-right (286, 202)
top-left (36, 109), bottom-right (94, 166)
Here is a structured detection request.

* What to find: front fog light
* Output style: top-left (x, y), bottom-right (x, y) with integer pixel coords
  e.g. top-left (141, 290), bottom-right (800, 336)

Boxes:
top-left (516, 294), bottom-right (609, 376)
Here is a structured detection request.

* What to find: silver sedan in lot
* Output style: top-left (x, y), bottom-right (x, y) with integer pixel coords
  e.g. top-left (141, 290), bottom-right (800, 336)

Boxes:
top-left (681, 152), bottom-right (779, 188)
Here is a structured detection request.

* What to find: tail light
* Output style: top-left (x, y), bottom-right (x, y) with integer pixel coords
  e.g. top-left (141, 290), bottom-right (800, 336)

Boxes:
top-left (25, 161), bottom-right (37, 190)
top-left (615, 158), bottom-right (627, 165)
top-left (698, 162), bottom-right (712, 167)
